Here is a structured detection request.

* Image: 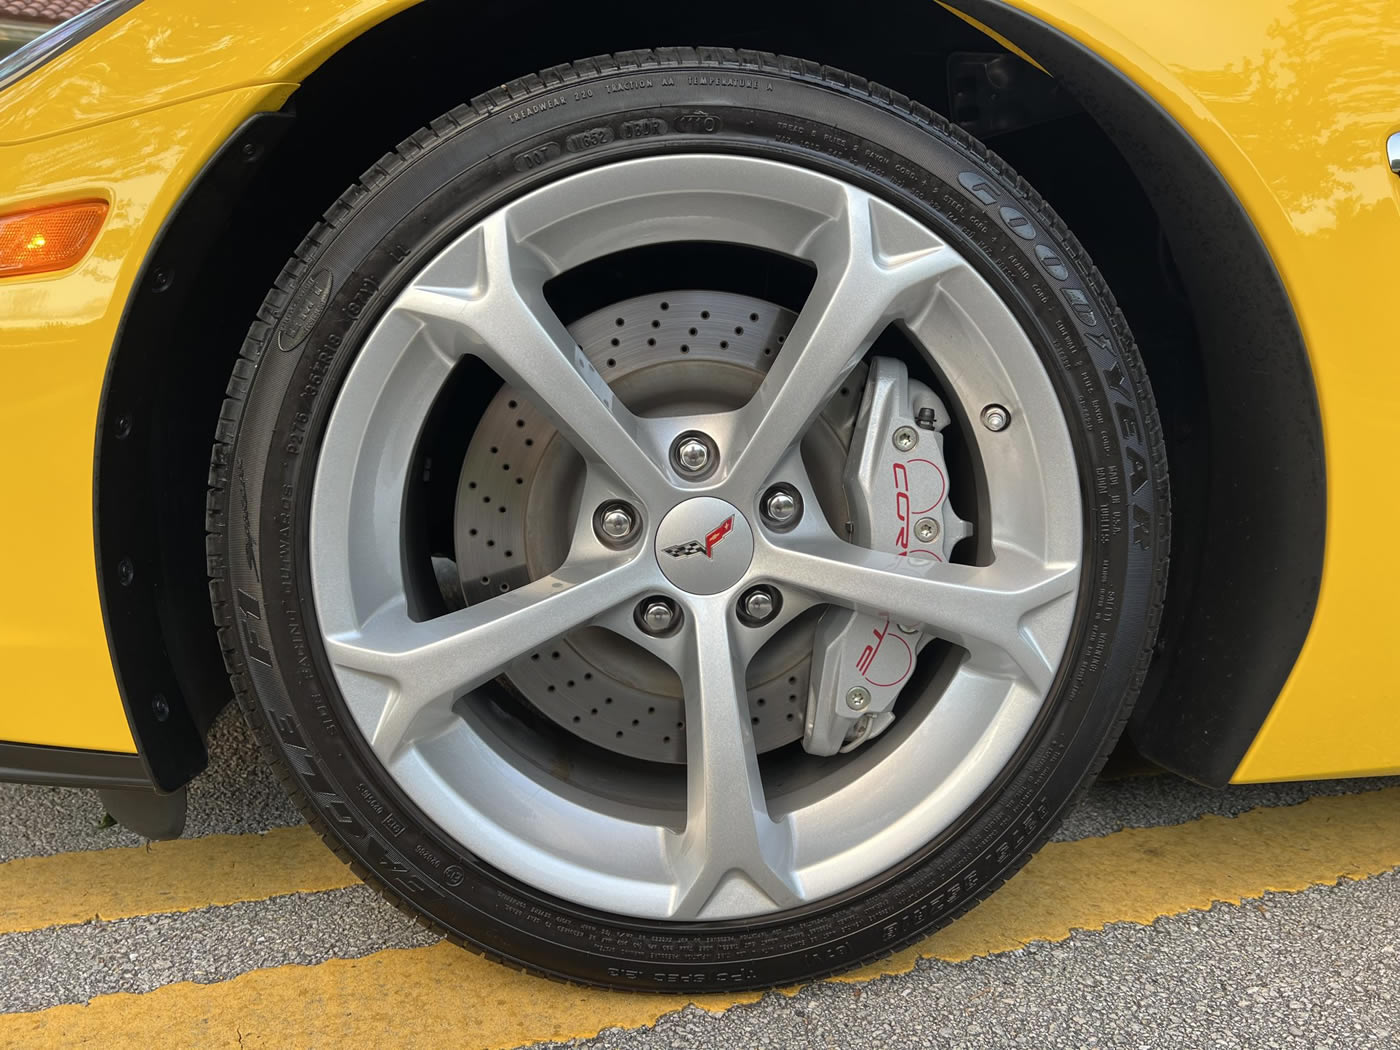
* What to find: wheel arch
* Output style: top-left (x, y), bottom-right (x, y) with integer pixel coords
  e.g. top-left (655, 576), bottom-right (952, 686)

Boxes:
top-left (94, 0), bottom-right (1322, 791)
top-left (951, 0), bottom-right (1325, 786)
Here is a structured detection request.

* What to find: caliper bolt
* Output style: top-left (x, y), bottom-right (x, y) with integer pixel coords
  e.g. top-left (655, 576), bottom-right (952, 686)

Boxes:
top-left (981, 404), bottom-right (1012, 432)
top-left (892, 425), bottom-right (919, 452)
top-left (738, 585), bottom-right (781, 627)
top-left (843, 713), bottom-right (874, 747)
top-left (637, 597), bottom-right (680, 636)
top-left (897, 623), bottom-right (920, 635)
top-left (914, 517), bottom-right (939, 543)
top-left (595, 501), bottom-right (639, 545)
top-left (760, 484), bottom-right (803, 530)
top-left (846, 686), bottom-right (871, 711)
top-left (671, 432), bottom-right (716, 476)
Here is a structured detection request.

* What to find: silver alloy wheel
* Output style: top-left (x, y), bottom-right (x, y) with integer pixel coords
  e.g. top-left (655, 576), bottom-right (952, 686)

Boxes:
top-left (309, 154), bottom-right (1082, 922)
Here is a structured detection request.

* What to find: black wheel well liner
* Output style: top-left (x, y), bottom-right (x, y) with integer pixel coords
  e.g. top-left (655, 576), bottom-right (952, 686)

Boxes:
top-left (94, 0), bottom-right (1321, 792)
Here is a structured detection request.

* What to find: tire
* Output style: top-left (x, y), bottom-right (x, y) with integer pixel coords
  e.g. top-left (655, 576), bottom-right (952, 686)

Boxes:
top-left (208, 47), bottom-right (1168, 990)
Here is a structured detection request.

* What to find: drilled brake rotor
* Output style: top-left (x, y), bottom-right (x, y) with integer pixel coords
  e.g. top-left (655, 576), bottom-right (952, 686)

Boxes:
top-left (454, 290), bottom-right (862, 764)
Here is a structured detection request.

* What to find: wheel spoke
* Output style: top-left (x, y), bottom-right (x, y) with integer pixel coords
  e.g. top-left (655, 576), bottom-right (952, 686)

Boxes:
top-left (666, 602), bottom-right (801, 920)
top-left (725, 190), bottom-right (969, 495)
top-left (763, 534), bottom-right (1078, 694)
top-left (325, 556), bottom-right (653, 760)
top-left (393, 214), bottom-right (670, 504)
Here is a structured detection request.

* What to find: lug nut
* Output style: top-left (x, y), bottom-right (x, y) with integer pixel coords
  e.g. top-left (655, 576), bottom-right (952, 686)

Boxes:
top-left (671, 432), bottom-right (717, 478)
top-left (637, 596), bottom-right (680, 636)
top-left (738, 585), bottom-right (781, 627)
top-left (892, 426), bottom-right (919, 452)
top-left (743, 591), bottom-right (774, 621)
top-left (677, 439), bottom-right (709, 472)
top-left (593, 501), bottom-right (639, 546)
top-left (642, 602), bottom-right (674, 633)
top-left (601, 508), bottom-right (633, 538)
top-left (764, 490), bottom-right (797, 523)
top-left (846, 686), bottom-right (871, 711)
top-left (981, 404), bottom-right (1011, 432)
top-left (760, 484), bottom-right (803, 530)
top-left (914, 517), bottom-right (939, 543)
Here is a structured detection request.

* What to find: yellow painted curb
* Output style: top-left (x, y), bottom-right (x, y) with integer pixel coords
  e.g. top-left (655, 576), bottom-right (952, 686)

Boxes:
top-left (0, 825), bottom-right (357, 934)
top-left (2, 787), bottom-right (1397, 1049)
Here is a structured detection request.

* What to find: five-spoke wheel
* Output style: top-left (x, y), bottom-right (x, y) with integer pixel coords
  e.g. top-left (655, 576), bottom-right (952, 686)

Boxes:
top-left (211, 50), bottom-right (1165, 987)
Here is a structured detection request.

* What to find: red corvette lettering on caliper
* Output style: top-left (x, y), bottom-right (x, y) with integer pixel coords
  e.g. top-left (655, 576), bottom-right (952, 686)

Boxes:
top-left (891, 459), bottom-right (946, 561)
top-left (856, 615), bottom-right (914, 688)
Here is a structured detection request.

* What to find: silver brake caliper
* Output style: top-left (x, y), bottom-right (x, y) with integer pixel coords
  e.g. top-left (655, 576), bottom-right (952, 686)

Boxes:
top-left (804, 357), bottom-right (972, 755)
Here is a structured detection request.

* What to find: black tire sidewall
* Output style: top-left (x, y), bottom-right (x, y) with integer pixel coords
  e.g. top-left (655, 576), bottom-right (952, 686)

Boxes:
top-left (219, 55), bottom-right (1166, 989)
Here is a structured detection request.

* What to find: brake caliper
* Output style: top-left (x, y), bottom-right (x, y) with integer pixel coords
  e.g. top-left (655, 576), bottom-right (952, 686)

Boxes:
top-left (804, 357), bottom-right (971, 755)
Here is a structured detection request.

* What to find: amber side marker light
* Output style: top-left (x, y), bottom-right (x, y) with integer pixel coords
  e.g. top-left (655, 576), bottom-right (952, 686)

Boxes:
top-left (0, 199), bottom-right (108, 277)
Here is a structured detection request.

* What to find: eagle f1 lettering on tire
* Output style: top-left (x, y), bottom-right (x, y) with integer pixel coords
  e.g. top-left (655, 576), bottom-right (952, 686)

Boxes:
top-left (235, 588), bottom-right (272, 666)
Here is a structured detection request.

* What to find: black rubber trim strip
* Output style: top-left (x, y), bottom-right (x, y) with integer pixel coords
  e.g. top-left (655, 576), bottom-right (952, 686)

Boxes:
top-left (0, 743), bottom-right (186, 838)
top-left (93, 110), bottom-right (295, 792)
top-left (0, 740), bottom-right (151, 789)
top-left (98, 785), bottom-right (188, 839)
top-left (956, 1), bottom-right (1325, 785)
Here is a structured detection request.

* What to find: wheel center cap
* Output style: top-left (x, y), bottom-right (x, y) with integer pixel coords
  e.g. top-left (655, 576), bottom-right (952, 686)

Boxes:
top-left (654, 497), bottom-right (754, 595)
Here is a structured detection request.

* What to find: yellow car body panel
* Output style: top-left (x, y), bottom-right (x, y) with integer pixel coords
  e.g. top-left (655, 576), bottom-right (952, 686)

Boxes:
top-left (0, 0), bottom-right (409, 146)
top-left (0, 85), bottom-right (294, 751)
top-left (0, 0), bottom-right (1395, 777)
top-left (973, 0), bottom-right (1400, 780)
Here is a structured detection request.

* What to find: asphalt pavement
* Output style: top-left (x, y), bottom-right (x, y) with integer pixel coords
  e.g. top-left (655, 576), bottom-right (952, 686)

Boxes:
top-left (0, 708), bottom-right (1396, 1048)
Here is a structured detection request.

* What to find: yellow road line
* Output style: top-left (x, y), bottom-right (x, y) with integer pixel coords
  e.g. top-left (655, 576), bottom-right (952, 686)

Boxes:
top-left (843, 782), bottom-right (1400, 979)
top-left (2, 786), bottom-right (1397, 1049)
top-left (0, 826), bottom-right (356, 935)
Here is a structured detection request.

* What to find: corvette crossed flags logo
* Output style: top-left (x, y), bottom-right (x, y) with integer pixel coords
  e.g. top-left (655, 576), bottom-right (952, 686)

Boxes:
top-left (662, 515), bottom-right (735, 559)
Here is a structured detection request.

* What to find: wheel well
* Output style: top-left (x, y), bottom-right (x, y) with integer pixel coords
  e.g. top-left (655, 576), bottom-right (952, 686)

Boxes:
top-left (97, 0), bottom-right (1315, 790)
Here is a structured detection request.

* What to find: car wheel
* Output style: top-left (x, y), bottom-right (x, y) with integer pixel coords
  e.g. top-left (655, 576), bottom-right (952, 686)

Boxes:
top-left (208, 48), bottom-right (1168, 990)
